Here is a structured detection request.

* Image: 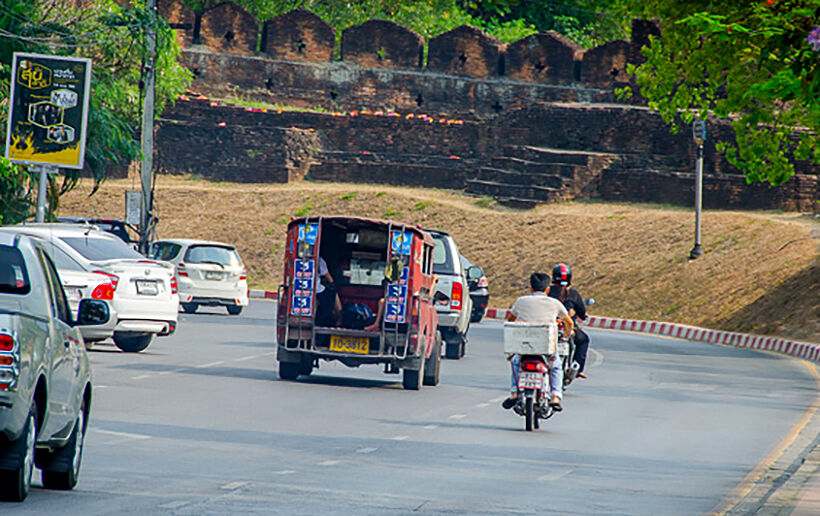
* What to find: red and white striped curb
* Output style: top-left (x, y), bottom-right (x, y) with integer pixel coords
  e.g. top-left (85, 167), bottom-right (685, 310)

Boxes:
top-left (485, 308), bottom-right (819, 364)
top-left (249, 289), bottom-right (278, 300)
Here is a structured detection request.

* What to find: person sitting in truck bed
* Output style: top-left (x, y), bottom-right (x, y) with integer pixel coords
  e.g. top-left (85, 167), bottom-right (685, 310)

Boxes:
top-left (316, 256), bottom-right (342, 326)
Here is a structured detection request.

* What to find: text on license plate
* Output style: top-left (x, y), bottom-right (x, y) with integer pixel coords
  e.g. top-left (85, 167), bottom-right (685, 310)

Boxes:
top-left (205, 271), bottom-right (223, 280)
top-left (518, 372), bottom-right (544, 389)
top-left (135, 280), bottom-right (158, 295)
top-left (329, 335), bottom-right (369, 354)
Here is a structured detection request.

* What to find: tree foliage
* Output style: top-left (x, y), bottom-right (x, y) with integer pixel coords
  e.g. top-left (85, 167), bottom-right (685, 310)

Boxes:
top-left (0, 0), bottom-right (191, 223)
top-left (624, 0), bottom-right (820, 186)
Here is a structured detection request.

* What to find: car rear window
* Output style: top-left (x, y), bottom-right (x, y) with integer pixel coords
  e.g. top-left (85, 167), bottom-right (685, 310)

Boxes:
top-left (60, 235), bottom-right (143, 261)
top-left (184, 245), bottom-right (241, 267)
top-left (150, 242), bottom-right (182, 261)
top-left (0, 245), bottom-right (31, 295)
top-left (432, 236), bottom-right (455, 275)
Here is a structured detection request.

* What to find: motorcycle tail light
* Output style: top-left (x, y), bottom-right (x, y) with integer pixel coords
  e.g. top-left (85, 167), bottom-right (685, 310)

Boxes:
top-left (170, 276), bottom-right (178, 294)
top-left (93, 270), bottom-right (119, 289)
top-left (0, 334), bottom-right (13, 351)
top-left (177, 263), bottom-right (189, 277)
top-left (450, 282), bottom-right (463, 310)
top-left (478, 276), bottom-right (488, 288)
top-left (91, 282), bottom-right (116, 300)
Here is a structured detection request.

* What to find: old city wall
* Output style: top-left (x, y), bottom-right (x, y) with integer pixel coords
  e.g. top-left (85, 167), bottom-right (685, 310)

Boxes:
top-left (154, 1), bottom-right (818, 211)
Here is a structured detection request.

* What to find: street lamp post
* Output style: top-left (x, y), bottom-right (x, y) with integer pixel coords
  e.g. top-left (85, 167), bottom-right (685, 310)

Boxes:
top-left (689, 120), bottom-right (706, 259)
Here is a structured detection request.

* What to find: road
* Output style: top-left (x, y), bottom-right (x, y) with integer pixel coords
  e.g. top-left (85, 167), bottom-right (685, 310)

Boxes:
top-left (7, 300), bottom-right (818, 515)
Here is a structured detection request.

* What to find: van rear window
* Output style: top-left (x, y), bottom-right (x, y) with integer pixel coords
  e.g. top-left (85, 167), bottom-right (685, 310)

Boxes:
top-left (432, 236), bottom-right (455, 275)
top-left (0, 246), bottom-right (31, 295)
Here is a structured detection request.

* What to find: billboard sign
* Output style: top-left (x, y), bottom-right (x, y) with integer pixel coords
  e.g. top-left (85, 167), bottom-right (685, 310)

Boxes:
top-left (4, 53), bottom-right (92, 169)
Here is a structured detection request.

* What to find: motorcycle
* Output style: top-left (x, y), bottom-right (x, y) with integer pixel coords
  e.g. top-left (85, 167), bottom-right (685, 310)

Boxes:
top-left (503, 322), bottom-right (559, 431)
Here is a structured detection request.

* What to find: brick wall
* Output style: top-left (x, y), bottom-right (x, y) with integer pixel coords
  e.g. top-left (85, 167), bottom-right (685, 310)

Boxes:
top-left (261, 9), bottom-right (334, 62)
top-left (341, 20), bottom-right (423, 69)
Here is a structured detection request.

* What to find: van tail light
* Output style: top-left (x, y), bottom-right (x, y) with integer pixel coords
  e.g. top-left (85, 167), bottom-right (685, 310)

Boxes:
top-left (177, 263), bottom-right (189, 277)
top-left (478, 276), bottom-right (488, 288)
top-left (451, 282), bottom-right (463, 310)
top-left (170, 276), bottom-right (178, 294)
top-left (93, 270), bottom-right (119, 289)
top-left (0, 332), bottom-right (18, 391)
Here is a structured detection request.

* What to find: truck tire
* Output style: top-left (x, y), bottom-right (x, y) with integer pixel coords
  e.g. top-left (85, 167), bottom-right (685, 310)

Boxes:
top-left (41, 401), bottom-right (86, 490)
top-left (402, 357), bottom-right (425, 391)
top-left (227, 305), bottom-right (243, 315)
top-left (181, 303), bottom-right (197, 314)
top-left (423, 331), bottom-right (442, 386)
top-left (0, 403), bottom-right (37, 501)
top-left (113, 332), bottom-right (153, 352)
top-left (444, 332), bottom-right (466, 360)
top-left (279, 361), bottom-right (301, 380)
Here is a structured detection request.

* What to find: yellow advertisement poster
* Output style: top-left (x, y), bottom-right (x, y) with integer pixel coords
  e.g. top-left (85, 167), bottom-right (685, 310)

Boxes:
top-left (4, 53), bottom-right (92, 169)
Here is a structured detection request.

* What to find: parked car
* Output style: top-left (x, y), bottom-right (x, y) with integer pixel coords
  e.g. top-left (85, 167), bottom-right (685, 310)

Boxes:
top-left (6, 224), bottom-right (178, 352)
top-left (56, 217), bottom-right (138, 247)
top-left (425, 229), bottom-right (473, 359)
top-left (460, 254), bottom-right (490, 323)
top-left (0, 231), bottom-right (110, 501)
top-left (148, 239), bottom-right (249, 315)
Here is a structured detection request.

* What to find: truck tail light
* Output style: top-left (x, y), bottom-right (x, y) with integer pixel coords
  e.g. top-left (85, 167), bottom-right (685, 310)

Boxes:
top-left (0, 332), bottom-right (18, 391)
top-left (91, 282), bottom-right (116, 300)
top-left (450, 282), bottom-right (463, 310)
top-left (170, 276), bottom-right (178, 294)
top-left (177, 263), bottom-right (188, 277)
top-left (0, 334), bottom-right (13, 352)
top-left (93, 270), bottom-right (119, 289)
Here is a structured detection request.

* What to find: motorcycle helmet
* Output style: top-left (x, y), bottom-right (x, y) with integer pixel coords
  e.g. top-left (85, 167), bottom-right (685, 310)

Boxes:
top-left (552, 263), bottom-right (572, 286)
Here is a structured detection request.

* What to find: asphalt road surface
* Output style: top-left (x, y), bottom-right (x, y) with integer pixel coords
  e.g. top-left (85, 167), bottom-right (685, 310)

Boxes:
top-left (6, 300), bottom-right (818, 515)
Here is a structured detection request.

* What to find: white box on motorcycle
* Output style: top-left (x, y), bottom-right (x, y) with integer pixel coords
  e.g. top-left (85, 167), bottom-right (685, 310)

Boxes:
top-left (503, 322), bottom-right (558, 355)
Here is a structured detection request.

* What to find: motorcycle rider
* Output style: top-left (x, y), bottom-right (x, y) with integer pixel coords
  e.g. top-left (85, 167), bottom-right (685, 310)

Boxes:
top-left (503, 272), bottom-right (574, 412)
top-left (548, 263), bottom-right (591, 379)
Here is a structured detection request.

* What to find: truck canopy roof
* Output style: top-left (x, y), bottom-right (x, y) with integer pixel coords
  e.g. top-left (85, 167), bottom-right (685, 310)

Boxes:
top-left (288, 216), bottom-right (435, 246)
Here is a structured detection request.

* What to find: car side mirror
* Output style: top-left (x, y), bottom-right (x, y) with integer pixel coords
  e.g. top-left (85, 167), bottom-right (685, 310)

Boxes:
top-left (76, 299), bottom-right (110, 326)
top-left (584, 298), bottom-right (595, 307)
top-left (384, 256), bottom-right (403, 283)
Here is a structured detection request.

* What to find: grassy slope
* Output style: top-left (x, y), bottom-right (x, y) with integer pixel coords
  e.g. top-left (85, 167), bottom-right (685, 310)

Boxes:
top-left (60, 176), bottom-right (819, 343)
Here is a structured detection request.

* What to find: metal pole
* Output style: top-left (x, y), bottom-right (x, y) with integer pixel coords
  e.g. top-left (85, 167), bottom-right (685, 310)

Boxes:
top-left (139, 0), bottom-right (157, 254)
top-left (689, 144), bottom-right (704, 259)
top-left (35, 167), bottom-right (48, 223)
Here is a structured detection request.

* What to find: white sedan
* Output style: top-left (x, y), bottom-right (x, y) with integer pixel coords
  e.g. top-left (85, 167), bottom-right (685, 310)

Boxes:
top-left (7, 224), bottom-right (179, 352)
top-left (148, 239), bottom-right (249, 315)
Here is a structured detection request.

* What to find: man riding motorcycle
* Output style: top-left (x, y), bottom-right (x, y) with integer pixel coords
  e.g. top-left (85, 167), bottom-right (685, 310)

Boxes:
top-left (503, 273), bottom-right (574, 411)
top-left (548, 263), bottom-right (591, 379)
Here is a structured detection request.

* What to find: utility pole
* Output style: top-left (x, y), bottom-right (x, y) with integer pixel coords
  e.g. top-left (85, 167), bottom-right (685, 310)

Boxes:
top-left (689, 120), bottom-right (706, 259)
top-left (139, 0), bottom-right (157, 254)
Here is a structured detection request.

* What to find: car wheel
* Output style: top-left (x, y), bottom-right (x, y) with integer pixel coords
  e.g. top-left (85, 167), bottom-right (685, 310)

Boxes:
top-left (113, 332), bottom-right (153, 353)
top-left (181, 303), bottom-right (197, 314)
top-left (444, 331), bottom-right (466, 360)
top-left (278, 361), bottom-right (301, 381)
top-left (402, 356), bottom-right (425, 391)
top-left (41, 401), bottom-right (86, 490)
top-left (227, 305), bottom-right (243, 315)
top-left (0, 403), bottom-right (37, 502)
top-left (423, 331), bottom-right (442, 386)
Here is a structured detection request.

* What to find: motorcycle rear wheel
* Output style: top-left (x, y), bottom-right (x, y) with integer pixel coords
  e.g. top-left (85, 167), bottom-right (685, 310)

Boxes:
top-left (524, 396), bottom-right (535, 431)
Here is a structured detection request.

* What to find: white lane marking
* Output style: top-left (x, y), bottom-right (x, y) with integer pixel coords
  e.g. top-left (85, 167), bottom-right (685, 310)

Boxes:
top-left (318, 460), bottom-right (340, 466)
top-left (475, 402), bottom-right (490, 408)
top-left (195, 360), bottom-right (225, 369)
top-left (589, 348), bottom-right (604, 368)
top-left (391, 435), bottom-right (409, 441)
top-left (538, 471), bottom-right (572, 482)
top-left (448, 414), bottom-right (467, 420)
top-left (423, 425), bottom-right (439, 430)
top-left (92, 428), bottom-right (151, 440)
top-left (274, 469), bottom-right (296, 475)
top-left (94, 385), bottom-right (109, 389)
top-left (489, 395), bottom-right (507, 403)
top-left (357, 447), bottom-right (378, 453)
top-left (131, 374), bottom-right (152, 380)
top-left (160, 501), bottom-right (189, 509)
top-left (220, 481), bottom-right (248, 490)
top-left (234, 354), bottom-right (261, 362)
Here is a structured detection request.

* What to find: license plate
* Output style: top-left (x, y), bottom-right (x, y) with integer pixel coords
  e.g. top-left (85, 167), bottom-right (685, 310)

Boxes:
top-left (205, 271), bottom-right (223, 280)
top-left (135, 280), bottom-right (158, 295)
top-left (518, 372), bottom-right (543, 390)
top-left (66, 287), bottom-right (82, 302)
top-left (558, 341), bottom-right (570, 355)
top-left (329, 335), bottom-right (369, 354)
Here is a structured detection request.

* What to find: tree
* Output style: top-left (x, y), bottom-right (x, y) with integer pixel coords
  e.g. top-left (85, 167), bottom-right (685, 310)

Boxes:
top-left (623, 0), bottom-right (820, 186)
top-left (0, 0), bottom-right (191, 223)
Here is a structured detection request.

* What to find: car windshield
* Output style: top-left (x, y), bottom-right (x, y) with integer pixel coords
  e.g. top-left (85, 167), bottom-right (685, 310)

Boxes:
top-left (184, 245), bottom-right (241, 267)
top-left (0, 245), bottom-right (31, 295)
top-left (432, 236), bottom-right (455, 275)
top-left (60, 235), bottom-right (143, 261)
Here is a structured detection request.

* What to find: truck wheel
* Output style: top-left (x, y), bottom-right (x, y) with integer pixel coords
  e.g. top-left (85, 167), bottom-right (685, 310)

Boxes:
top-left (423, 331), bottom-right (442, 386)
top-left (181, 303), bottom-right (197, 314)
top-left (402, 357), bottom-right (425, 391)
top-left (113, 332), bottom-right (153, 352)
top-left (444, 332), bottom-right (465, 360)
top-left (227, 305), bottom-right (243, 315)
top-left (41, 401), bottom-right (86, 490)
top-left (0, 403), bottom-right (37, 501)
top-left (279, 361), bottom-right (301, 381)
